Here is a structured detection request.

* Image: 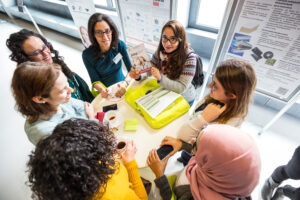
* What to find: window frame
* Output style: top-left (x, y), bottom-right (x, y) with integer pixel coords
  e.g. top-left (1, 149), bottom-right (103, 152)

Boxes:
top-left (22, 0), bottom-right (116, 19)
top-left (23, 0), bottom-right (72, 19)
top-left (94, 0), bottom-right (116, 11)
top-left (188, 0), bottom-right (219, 33)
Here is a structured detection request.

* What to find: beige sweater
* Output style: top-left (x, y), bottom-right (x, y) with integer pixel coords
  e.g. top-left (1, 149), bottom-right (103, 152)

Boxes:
top-left (177, 101), bottom-right (243, 143)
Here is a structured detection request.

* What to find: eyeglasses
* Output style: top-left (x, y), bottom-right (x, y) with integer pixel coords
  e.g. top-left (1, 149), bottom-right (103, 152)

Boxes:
top-left (27, 43), bottom-right (50, 57)
top-left (210, 75), bottom-right (218, 91)
top-left (94, 29), bottom-right (112, 36)
top-left (211, 80), bottom-right (217, 91)
top-left (162, 36), bottom-right (179, 44)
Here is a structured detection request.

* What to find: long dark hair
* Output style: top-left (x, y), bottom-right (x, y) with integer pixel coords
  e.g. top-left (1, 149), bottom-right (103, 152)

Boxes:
top-left (155, 20), bottom-right (189, 80)
top-left (87, 13), bottom-right (119, 59)
top-left (6, 29), bottom-right (73, 77)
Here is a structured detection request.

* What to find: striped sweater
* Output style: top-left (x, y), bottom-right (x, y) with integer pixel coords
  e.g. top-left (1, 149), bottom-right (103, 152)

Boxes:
top-left (151, 50), bottom-right (197, 102)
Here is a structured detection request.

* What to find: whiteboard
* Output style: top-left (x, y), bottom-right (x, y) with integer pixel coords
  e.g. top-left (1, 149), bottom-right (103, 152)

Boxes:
top-left (209, 0), bottom-right (300, 102)
top-left (116, 0), bottom-right (175, 53)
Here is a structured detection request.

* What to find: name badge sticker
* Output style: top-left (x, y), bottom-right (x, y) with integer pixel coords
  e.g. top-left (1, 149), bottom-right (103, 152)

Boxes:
top-left (113, 53), bottom-right (122, 64)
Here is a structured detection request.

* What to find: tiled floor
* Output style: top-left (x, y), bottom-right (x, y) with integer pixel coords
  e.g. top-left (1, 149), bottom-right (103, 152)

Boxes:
top-left (0, 15), bottom-right (299, 200)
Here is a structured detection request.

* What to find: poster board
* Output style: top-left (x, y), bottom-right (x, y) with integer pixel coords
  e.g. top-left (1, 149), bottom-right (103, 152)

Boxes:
top-left (66, 0), bottom-right (96, 48)
top-left (210, 0), bottom-right (300, 102)
top-left (116, 0), bottom-right (174, 53)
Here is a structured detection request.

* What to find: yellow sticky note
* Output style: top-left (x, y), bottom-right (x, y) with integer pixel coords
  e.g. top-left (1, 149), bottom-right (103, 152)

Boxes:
top-left (124, 119), bottom-right (138, 131)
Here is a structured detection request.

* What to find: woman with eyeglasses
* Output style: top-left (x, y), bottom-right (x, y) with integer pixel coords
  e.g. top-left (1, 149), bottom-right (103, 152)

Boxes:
top-left (82, 13), bottom-right (133, 98)
top-left (147, 125), bottom-right (261, 200)
top-left (130, 20), bottom-right (197, 104)
top-left (156, 59), bottom-right (257, 165)
top-left (11, 62), bottom-right (96, 145)
top-left (6, 29), bottom-right (94, 103)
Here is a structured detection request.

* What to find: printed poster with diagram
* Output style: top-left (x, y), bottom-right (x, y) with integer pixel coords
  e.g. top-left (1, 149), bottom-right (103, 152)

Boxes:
top-left (117, 0), bottom-right (171, 53)
top-left (224, 0), bottom-right (300, 101)
top-left (66, 0), bottom-right (96, 48)
top-left (127, 43), bottom-right (151, 74)
top-left (136, 87), bottom-right (181, 118)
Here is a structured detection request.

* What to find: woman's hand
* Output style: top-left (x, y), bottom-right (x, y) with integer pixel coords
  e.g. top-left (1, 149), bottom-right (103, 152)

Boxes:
top-left (147, 149), bottom-right (169, 178)
top-left (94, 83), bottom-right (109, 98)
top-left (100, 88), bottom-right (110, 98)
top-left (84, 102), bottom-right (95, 119)
top-left (129, 68), bottom-right (140, 79)
top-left (121, 140), bottom-right (137, 163)
top-left (160, 136), bottom-right (182, 156)
top-left (151, 67), bottom-right (161, 81)
top-left (115, 82), bottom-right (127, 98)
top-left (201, 103), bottom-right (227, 123)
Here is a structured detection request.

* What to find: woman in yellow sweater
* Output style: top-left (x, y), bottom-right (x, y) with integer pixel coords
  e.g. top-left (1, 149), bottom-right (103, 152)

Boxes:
top-left (27, 118), bottom-right (147, 200)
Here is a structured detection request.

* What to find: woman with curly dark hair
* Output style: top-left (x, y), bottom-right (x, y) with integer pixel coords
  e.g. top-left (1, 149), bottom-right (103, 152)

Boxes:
top-left (83, 13), bottom-right (133, 98)
top-left (6, 29), bottom-right (94, 102)
top-left (130, 20), bottom-right (197, 104)
top-left (28, 118), bottom-right (148, 200)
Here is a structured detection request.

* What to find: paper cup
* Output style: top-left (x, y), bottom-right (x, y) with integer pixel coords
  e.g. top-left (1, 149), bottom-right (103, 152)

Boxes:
top-left (104, 110), bottom-right (122, 129)
top-left (116, 140), bottom-right (126, 151)
top-left (115, 140), bottom-right (127, 158)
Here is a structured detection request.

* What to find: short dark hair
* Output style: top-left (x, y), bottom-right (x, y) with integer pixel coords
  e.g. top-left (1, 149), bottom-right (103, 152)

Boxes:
top-left (87, 13), bottom-right (119, 58)
top-left (6, 29), bottom-right (73, 77)
top-left (27, 118), bottom-right (117, 200)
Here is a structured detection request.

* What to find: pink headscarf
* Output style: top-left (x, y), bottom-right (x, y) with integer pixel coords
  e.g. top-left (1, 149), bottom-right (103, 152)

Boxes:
top-left (186, 124), bottom-right (261, 200)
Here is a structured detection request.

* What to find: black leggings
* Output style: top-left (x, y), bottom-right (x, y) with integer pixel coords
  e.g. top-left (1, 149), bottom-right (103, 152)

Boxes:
top-left (272, 146), bottom-right (300, 200)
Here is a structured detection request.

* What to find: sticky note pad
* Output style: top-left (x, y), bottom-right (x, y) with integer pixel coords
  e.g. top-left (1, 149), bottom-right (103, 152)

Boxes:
top-left (124, 119), bottom-right (138, 131)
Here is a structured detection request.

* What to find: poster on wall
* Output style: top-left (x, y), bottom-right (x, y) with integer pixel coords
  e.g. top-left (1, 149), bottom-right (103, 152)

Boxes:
top-left (66, 0), bottom-right (96, 48)
top-left (223, 0), bottom-right (300, 101)
top-left (117, 0), bottom-right (172, 53)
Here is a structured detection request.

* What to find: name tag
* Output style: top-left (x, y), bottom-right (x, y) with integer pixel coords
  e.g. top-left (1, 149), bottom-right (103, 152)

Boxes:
top-left (113, 53), bottom-right (122, 64)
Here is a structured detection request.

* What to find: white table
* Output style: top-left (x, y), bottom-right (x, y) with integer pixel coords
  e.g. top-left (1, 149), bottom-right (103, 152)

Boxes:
top-left (92, 79), bottom-right (189, 168)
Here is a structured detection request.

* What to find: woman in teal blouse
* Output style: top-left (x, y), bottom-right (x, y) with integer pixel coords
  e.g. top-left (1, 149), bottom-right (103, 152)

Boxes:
top-left (82, 13), bottom-right (133, 98)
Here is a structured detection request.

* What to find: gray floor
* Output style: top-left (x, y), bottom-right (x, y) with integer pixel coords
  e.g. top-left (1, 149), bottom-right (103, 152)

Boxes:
top-left (0, 15), bottom-right (299, 200)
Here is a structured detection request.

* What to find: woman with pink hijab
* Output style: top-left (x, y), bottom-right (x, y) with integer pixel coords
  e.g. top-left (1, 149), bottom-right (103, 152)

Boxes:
top-left (147, 124), bottom-right (261, 200)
